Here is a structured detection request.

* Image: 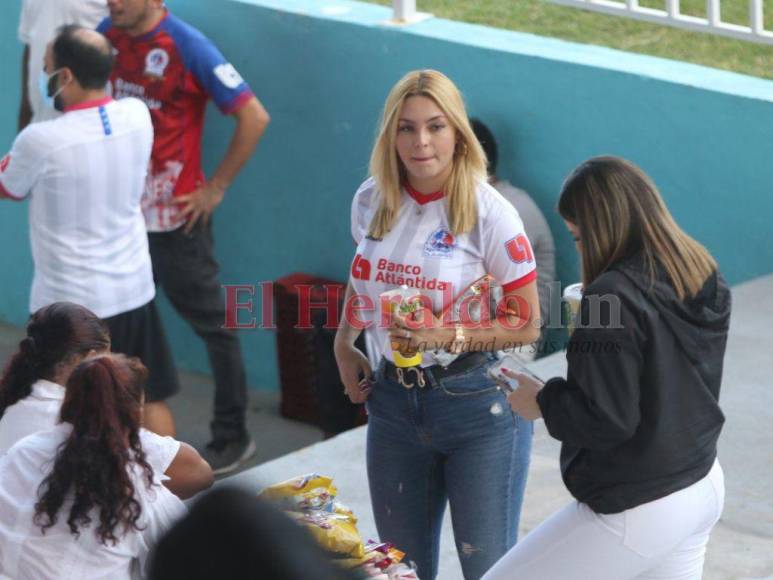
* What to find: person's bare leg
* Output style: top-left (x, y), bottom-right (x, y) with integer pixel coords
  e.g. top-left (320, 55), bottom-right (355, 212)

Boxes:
top-left (144, 401), bottom-right (176, 437)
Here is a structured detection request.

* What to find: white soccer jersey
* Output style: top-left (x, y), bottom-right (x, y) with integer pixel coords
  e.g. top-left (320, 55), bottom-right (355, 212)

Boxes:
top-left (350, 178), bottom-right (537, 366)
top-left (0, 97), bottom-right (156, 318)
top-left (18, 0), bottom-right (108, 124)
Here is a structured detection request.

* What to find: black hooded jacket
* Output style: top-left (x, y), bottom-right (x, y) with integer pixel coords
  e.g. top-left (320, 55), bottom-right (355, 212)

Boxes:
top-left (537, 255), bottom-right (731, 514)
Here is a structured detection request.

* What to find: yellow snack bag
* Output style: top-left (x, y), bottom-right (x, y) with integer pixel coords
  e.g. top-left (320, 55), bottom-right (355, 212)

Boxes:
top-left (259, 474), bottom-right (338, 510)
top-left (289, 511), bottom-right (365, 558)
top-left (259, 474), bottom-right (334, 500)
top-left (332, 501), bottom-right (357, 524)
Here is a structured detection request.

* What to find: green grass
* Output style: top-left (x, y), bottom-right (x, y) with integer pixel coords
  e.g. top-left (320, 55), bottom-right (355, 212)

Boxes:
top-left (366, 0), bottom-right (773, 80)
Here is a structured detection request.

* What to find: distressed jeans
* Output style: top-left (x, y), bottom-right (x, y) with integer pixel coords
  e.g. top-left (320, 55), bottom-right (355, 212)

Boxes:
top-left (366, 356), bottom-right (533, 580)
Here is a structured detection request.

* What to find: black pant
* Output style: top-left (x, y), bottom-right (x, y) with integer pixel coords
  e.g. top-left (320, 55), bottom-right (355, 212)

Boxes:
top-left (148, 221), bottom-right (247, 442)
top-left (105, 299), bottom-right (180, 402)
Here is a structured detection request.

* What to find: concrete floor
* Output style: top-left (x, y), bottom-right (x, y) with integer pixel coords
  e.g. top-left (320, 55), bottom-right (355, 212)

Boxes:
top-left (0, 274), bottom-right (771, 578)
top-left (224, 274), bottom-right (773, 580)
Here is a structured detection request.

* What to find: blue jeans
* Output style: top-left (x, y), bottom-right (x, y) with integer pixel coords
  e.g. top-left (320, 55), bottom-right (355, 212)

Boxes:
top-left (366, 356), bottom-right (533, 580)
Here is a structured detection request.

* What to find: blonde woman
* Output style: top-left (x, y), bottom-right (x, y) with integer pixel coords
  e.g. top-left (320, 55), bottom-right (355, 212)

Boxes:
top-left (334, 70), bottom-right (541, 579)
top-left (486, 157), bottom-right (730, 579)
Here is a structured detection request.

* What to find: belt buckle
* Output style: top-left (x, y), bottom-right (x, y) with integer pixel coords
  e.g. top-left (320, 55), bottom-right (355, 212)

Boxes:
top-left (396, 366), bottom-right (426, 389)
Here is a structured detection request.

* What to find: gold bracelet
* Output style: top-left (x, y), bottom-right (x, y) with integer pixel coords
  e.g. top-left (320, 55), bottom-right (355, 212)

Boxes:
top-left (450, 322), bottom-right (465, 353)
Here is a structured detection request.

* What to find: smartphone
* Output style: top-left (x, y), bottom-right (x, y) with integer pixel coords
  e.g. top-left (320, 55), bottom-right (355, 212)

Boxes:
top-left (487, 353), bottom-right (544, 393)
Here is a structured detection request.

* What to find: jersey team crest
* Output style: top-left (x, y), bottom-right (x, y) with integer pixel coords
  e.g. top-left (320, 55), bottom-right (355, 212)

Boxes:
top-left (145, 48), bottom-right (170, 78)
top-left (424, 228), bottom-right (456, 258)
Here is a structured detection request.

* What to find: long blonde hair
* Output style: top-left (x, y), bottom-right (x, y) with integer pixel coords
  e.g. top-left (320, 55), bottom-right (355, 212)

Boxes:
top-left (367, 70), bottom-right (487, 239)
top-left (558, 156), bottom-right (717, 300)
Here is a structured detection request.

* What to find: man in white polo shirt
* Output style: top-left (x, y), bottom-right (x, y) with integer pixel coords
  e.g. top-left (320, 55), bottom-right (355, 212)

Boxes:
top-left (17, 0), bottom-right (107, 129)
top-left (0, 25), bottom-right (179, 435)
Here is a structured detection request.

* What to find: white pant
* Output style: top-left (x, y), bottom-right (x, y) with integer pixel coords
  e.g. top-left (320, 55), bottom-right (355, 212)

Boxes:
top-left (483, 460), bottom-right (724, 580)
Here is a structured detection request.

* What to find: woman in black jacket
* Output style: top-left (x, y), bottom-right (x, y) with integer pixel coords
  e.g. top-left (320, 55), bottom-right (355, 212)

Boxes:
top-left (483, 157), bottom-right (730, 580)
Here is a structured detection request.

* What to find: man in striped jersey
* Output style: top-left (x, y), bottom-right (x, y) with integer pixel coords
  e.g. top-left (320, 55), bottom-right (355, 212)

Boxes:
top-left (99, 0), bottom-right (270, 474)
top-left (0, 25), bottom-right (180, 436)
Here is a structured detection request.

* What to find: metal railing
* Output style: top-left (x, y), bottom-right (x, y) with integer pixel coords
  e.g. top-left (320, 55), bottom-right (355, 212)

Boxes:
top-left (390, 0), bottom-right (432, 24)
top-left (548, 0), bottom-right (773, 44)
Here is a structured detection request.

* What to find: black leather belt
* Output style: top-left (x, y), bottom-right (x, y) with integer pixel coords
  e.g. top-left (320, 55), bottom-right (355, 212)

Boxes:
top-left (382, 352), bottom-right (490, 389)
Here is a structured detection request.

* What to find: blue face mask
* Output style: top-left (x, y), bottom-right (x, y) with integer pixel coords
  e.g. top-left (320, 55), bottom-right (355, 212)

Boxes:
top-left (38, 69), bottom-right (67, 112)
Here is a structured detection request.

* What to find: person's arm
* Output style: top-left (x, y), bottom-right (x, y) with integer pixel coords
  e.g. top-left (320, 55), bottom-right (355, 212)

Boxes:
top-left (162, 442), bottom-right (214, 499)
top-left (334, 281), bottom-right (373, 404)
top-left (174, 97), bottom-right (270, 232)
top-left (18, 46), bottom-right (32, 132)
top-left (534, 276), bottom-right (646, 449)
top-left (389, 280), bottom-right (541, 354)
top-left (0, 127), bottom-right (41, 201)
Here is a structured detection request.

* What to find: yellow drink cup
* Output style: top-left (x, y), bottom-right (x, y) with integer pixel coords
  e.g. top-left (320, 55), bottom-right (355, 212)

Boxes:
top-left (381, 287), bottom-right (423, 368)
top-left (392, 348), bottom-right (422, 368)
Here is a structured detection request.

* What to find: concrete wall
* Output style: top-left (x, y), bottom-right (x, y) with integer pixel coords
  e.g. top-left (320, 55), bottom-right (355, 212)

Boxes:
top-left (2, 0), bottom-right (772, 389)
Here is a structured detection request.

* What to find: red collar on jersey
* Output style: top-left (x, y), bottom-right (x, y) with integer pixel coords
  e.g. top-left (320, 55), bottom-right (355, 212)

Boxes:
top-left (64, 96), bottom-right (114, 113)
top-left (404, 182), bottom-right (444, 205)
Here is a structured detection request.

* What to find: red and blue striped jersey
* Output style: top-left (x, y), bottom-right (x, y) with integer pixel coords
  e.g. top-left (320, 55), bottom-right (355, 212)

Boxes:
top-left (99, 10), bottom-right (254, 231)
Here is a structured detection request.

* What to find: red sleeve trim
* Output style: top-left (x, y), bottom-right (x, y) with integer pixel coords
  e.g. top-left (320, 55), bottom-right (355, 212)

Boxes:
top-left (0, 179), bottom-right (25, 201)
top-left (501, 269), bottom-right (537, 293)
top-left (221, 90), bottom-right (255, 115)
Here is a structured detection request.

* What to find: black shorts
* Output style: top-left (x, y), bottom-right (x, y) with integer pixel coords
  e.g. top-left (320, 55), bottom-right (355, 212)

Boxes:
top-left (104, 300), bottom-right (180, 402)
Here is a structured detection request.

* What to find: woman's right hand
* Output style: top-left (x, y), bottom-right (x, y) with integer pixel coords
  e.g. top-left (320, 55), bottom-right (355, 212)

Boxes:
top-left (334, 343), bottom-right (373, 404)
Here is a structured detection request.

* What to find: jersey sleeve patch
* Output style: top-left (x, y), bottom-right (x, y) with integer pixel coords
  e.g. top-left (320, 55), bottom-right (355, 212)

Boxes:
top-left (164, 15), bottom-right (252, 114)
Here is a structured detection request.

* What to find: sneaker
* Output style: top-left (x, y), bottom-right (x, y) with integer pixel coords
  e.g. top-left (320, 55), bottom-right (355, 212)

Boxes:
top-left (201, 436), bottom-right (257, 476)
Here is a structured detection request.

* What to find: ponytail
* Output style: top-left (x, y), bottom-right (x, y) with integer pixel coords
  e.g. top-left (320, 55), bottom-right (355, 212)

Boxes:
top-left (0, 338), bottom-right (39, 418)
top-left (34, 355), bottom-right (152, 545)
top-left (0, 303), bottom-right (109, 418)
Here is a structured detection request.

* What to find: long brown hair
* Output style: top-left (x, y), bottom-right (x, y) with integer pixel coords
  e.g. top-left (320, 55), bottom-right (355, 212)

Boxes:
top-left (0, 302), bottom-right (110, 419)
top-left (558, 156), bottom-right (717, 299)
top-left (34, 354), bottom-right (154, 545)
top-left (368, 69), bottom-right (487, 239)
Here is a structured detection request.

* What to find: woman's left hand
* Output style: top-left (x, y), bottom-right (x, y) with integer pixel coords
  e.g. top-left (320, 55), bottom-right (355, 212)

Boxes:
top-left (503, 368), bottom-right (544, 420)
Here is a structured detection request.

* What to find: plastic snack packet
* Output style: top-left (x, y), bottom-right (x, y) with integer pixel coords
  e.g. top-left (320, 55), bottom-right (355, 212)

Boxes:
top-left (259, 473), bottom-right (333, 498)
top-left (330, 501), bottom-right (357, 524)
top-left (359, 565), bottom-right (390, 579)
top-left (386, 563), bottom-right (420, 580)
top-left (258, 473), bottom-right (337, 511)
top-left (289, 511), bottom-right (365, 558)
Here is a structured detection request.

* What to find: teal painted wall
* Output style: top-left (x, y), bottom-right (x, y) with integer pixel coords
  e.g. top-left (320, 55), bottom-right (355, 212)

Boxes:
top-left (0, 2), bottom-right (33, 323)
top-left (2, 0), bottom-right (772, 389)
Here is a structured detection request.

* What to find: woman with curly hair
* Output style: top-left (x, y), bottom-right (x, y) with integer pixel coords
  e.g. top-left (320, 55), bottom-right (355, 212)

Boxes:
top-left (0, 302), bottom-right (213, 499)
top-left (0, 354), bottom-right (186, 579)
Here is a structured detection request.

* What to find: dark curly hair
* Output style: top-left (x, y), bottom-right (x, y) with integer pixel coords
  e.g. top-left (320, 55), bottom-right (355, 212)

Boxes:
top-left (33, 354), bottom-right (154, 546)
top-left (0, 302), bottom-right (110, 419)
